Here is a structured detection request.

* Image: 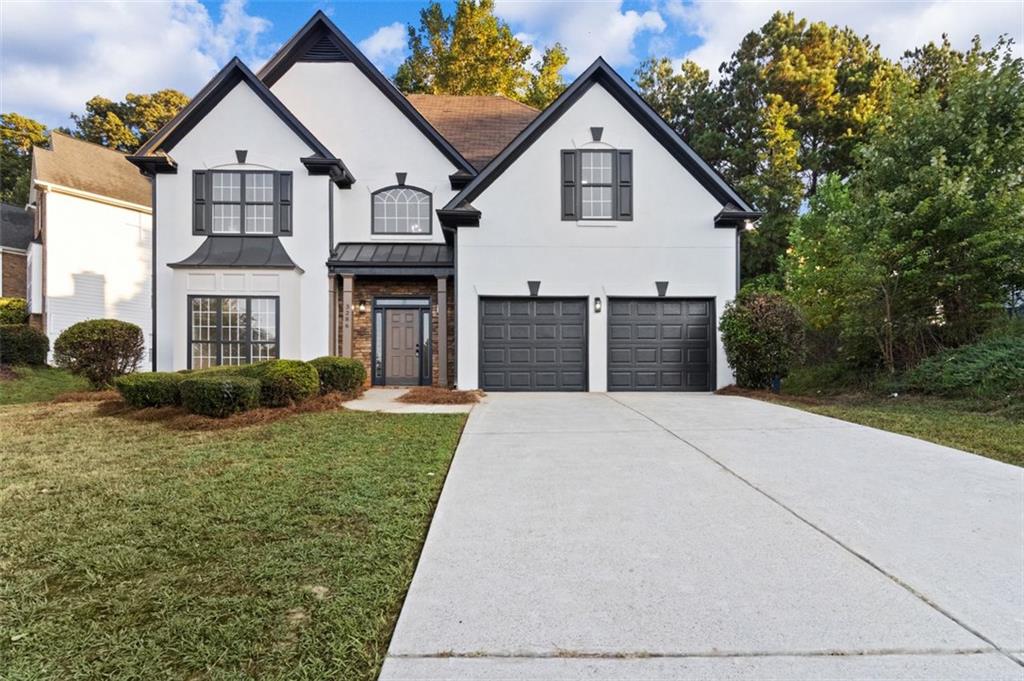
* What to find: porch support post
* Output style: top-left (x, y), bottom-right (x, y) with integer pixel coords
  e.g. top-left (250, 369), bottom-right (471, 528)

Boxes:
top-left (328, 276), bottom-right (338, 355)
top-left (436, 275), bottom-right (448, 388)
top-left (341, 274), bottom-right (354, 358)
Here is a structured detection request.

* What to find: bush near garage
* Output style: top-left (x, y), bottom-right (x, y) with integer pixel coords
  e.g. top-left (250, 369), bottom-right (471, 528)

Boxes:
top-left (0, 297), bottom-right (29, 324)
top-left (720, 291), bottom-right (806, 390)
top-left (0, 324), bottom-right (49, 365)
top-left (115, 372), bottom-right (185, 408)
top-left (179, 375), bottom-right (261, 418)
top-left (53, 319), bottom-right (145, 388)
top-left (309, 356), bottom-right (366, 394)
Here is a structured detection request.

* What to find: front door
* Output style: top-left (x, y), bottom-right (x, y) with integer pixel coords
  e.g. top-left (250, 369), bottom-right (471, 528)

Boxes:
top-left (385, 308), bottom-right (421, 385)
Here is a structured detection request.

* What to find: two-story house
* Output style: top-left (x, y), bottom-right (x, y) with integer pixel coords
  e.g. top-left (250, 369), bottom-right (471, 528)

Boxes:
top-left (128, 11), bottom-right (758, 392)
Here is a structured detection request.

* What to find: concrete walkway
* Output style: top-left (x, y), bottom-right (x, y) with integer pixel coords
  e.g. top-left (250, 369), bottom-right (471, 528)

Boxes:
top-left (381, 393), bottom-right (1024, 680)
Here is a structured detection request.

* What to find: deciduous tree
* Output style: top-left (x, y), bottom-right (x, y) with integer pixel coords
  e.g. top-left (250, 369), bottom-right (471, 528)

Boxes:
top-left (70, 89), bottom-right (188, 152)
top-left (0, 113), bottom-right (48, 205)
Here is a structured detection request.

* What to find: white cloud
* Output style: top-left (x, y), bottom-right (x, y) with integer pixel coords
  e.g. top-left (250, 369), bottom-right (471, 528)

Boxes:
top-left (358, 22), bottom-right (408, 72)
top-left (0, 0), bottom-right (274, 128)
top-left (495, 0), bottom-right (666, 73)
top-left (668, 0), bottom-right (1023, 74)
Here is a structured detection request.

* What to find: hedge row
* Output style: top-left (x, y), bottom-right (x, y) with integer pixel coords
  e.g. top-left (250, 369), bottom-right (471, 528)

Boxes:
top-left (0, 324), bottom-right (49, 365)
top-left (113, 356), bottom-right (365, 417)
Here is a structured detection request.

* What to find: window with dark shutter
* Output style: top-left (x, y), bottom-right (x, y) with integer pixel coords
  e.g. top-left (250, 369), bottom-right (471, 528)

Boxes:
top-left (195, 170), bottom-right (291, 236)
top-left (560, 148), bottom-right (633, 221)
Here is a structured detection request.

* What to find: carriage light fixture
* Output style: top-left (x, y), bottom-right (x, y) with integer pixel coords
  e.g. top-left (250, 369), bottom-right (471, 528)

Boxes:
top-left (594, 297), bottom-right (602, 313)
top-left (358, 300), bottom-right (367, 313)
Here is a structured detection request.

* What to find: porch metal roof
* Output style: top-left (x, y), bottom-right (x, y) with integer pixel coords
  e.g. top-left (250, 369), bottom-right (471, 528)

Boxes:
top-left (328, 242), bottom-right (453, 276)
top-left (169, 236), bottom-right (302, 271)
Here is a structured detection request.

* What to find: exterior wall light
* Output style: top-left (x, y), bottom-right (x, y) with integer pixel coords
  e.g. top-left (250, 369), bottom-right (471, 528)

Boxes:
top-left (743, 219), bottom-right (756, 232)
top-left (358, 300), bottom-right (367, 313)
top-left (594, 297), bottom-right (602, 313)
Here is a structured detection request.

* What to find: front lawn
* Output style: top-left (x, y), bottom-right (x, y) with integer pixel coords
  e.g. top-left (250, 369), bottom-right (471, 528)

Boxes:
top-left (0, 399), bottom-right (465, 680)
top-left (732, 390), bottom-right (1024, 467)
top-left (0, 365), bottom-right (89, 405)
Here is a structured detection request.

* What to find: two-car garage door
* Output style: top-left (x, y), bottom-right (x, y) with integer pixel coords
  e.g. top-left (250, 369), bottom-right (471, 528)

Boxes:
top-left (479, 297), bottom-right (713, 392)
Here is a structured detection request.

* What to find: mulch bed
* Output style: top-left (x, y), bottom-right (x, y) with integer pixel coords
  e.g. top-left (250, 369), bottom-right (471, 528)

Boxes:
top-left (395, 387), bottom-right (484, 405)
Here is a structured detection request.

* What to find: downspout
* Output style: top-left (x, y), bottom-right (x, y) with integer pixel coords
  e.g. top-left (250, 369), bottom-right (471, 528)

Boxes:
top-left (150, 174), bottom-right (157, 371)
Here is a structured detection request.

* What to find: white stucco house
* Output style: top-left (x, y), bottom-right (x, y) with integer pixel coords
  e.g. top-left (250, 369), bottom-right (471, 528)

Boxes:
top-left (127, 11), bottom-right (759, 391)
top-left (29, 133), bottom-right (153, 362)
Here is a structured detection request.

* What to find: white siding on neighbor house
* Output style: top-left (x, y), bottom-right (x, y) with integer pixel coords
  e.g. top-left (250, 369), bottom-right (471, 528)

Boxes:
top-left (154, 80), bottom-right (329, 370)
top-left (456, 83), bottom-right (738, 391)
top-left (27, 242), bottom-right (42, 314)
top-left (269, 62), bottom-right (460, 245)
top-left (42, 190), bottom-right (152, 366)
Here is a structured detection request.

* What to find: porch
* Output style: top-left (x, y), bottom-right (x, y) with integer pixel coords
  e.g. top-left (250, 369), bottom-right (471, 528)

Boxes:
top-left (329, 243), bottom-right (455, 388)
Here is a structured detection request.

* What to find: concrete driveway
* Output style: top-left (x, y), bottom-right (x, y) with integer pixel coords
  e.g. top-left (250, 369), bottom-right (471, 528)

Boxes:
top-left (380, 394), bottom-right (1024, 680)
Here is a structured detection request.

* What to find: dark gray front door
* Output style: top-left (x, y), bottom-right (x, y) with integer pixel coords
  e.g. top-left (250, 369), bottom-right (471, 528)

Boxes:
top-left (385, 308), bottom-right (421, 385)
top-left (479, 297), bottom-right (587, 391)
top-left (607, 298), bottom-right (713, 391)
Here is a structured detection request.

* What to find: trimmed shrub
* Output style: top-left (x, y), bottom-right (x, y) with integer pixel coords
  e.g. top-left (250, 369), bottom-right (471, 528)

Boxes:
top-left (115, 372), bottom-right (185, 408)
top-left (309, 356), bottom-right (366, 394)
top-left (179, 375), bottom-right (260, 418)
top-left (0, 324), bottom-right (49, 365)
top-left (906, 335), bottom-right (1024, 401)
top-left (235, 359), bottom-right (319, 407)
top-left (720, 291), bottom-right (806, 390)
top-left (0, 297), bottom-right (28, 324)
top-left (53, 319), bottom-right (145, 387)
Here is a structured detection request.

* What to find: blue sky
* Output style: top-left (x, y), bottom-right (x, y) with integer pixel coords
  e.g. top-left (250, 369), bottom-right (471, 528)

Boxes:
top-left (2, 0), bottom-right (1020, 128)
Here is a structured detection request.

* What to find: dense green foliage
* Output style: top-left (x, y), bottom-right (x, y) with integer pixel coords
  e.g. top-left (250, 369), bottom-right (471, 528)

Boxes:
top-left (720, 291), bottom-right (806, 389)
top-left (0, 297), bottom-right (28, 325)
top-left (0, 324), bottom-right (49, 365)
top-left (309, 356), bottom-right (367, 394)
top-left (0, 113), bottom-right (48, 205)
top-left (787, 40), bottom-right (1024, 372)
top-left (234, 359), bottom-right (320, 407)
top-left (69, 89), bottom-right (188, 152)
top-left (906, 333), bottom-right (1024, 402)
top-left (114, 372), bottom-right (185, 408)
top-left (395, 0), bottom-right (567, 107)
top-left (53, 319), bottom-right (145, 387)
top-left (179, 374), bottom-right (260, 417)
top-left (636, 12), bottom-right (901, 278)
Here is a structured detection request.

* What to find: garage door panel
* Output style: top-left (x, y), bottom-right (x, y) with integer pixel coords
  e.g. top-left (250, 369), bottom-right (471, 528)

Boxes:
top-left (480, 298), bottom-right (588, 391)
top-left (607, 298), bottom-right (713, 392)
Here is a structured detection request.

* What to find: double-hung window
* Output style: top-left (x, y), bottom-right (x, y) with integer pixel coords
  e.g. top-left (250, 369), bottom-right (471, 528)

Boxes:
top-left (194, 170), bottom-right (292, 236)
top-left (189, 296), bottom-right (278, 369)
top-left (560, 148), bottom-right (633, 221)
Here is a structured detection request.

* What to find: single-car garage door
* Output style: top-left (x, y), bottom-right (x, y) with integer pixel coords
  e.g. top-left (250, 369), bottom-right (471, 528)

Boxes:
top-left (479, 297), bottom-right (587, 391)
top-left (607, 298), bottom-right (713, 391)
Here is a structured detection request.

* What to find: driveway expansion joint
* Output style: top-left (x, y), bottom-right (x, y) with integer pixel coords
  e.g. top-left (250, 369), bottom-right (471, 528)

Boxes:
top-left (603, 393), bottom-right (1024, 670)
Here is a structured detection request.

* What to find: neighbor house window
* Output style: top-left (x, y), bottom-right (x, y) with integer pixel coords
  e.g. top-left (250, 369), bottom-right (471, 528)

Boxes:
top-left (189, 296), bottom-right (278, 369)
top-left (194, 170), bottom-right (292, 236)
top-left (560, 148), bottom-right (633, 221)
top-left (372, 186), bottom-right (432, 234)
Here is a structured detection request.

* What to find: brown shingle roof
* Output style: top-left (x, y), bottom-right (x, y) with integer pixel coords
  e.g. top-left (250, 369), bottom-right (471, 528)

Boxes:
top-left (33, 132), bottom-right (151, 208)
top-left (406, 95), bottom-right (539, 170)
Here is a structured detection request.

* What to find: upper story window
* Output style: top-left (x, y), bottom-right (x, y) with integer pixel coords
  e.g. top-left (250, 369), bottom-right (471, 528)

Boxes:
top-left (372, 186), bottom-right (432, 235)
top-left (561, 148), bottom-right (633, 222)
top-left (193, 170), bottom-right (292, 237)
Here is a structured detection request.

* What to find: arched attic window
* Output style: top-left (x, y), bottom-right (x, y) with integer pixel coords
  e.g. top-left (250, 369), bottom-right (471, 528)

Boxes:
top-left (371, 186), bottom-right (432, 235)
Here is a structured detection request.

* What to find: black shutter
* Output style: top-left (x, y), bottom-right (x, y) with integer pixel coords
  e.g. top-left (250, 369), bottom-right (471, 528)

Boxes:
top-left (276, 172), bottom-right (293, 235)
top-left (561, 150), bottom-right (579, 220)
top-left (193, 170), bottom-right (209, 235)
top-left (616, 150), bottom-right (633, 221)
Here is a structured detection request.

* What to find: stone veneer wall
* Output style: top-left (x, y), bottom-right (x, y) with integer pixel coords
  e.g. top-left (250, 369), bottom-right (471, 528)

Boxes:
top-left (341, 276), bottom-right (456, 387)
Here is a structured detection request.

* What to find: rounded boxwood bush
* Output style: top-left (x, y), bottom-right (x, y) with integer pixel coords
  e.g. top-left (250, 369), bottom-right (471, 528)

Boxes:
top-left (309, 356), bottom-right (366, 394)
top-left (54, 319), bottom-right (145, 387)
top-left (0, 324), bottom-right (49, 365)
top-left (179, 375), bottom-right (260, 418)
top-left (0, 297), bottom-right (28, 325)
top-left (236, 359), bottom-right (319, 407)
top-left (115, 372), bottom-right (185, 408)
top-left (720, 291), bottom-right (806, 389)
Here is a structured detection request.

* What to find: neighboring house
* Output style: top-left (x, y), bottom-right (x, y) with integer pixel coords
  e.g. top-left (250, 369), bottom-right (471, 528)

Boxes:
top-left (1, 203), bottom-right (33, 298)
top-left (29, 132), bottom-right (153, 362)
top-left (127, 11), bottom-right (758, 391)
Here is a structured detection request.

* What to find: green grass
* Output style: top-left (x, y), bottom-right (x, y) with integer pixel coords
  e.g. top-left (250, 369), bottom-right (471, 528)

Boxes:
top-left (0, 400), bottom-right (466, 680)
top-left (764, 393), bottom-right (1023, 467)
top-left (0, 365), bottom-right (89, 404)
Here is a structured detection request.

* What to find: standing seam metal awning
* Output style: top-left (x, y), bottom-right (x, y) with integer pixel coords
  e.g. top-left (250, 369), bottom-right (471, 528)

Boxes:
top-left (327, 242), bottom-right (453, 276)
